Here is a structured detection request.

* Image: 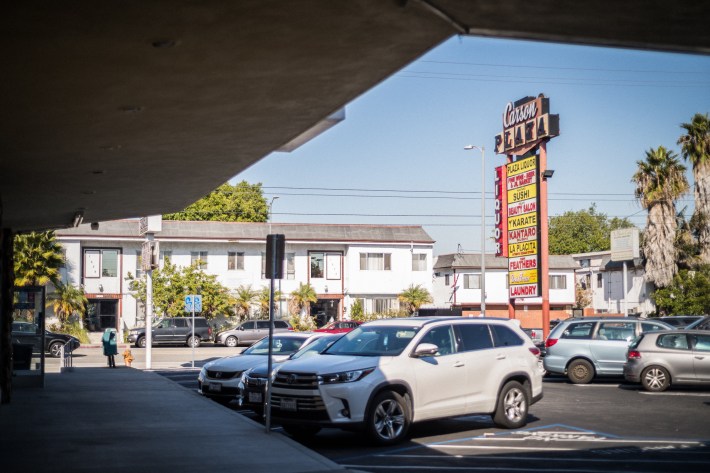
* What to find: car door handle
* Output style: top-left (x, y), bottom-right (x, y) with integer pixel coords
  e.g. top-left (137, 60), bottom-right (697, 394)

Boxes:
top-left (496, 354), bottom-right (507, 360)
top-left (453, 361), bottom-right (465, 367)
top-left (695, 356), bottom-right (705, 360)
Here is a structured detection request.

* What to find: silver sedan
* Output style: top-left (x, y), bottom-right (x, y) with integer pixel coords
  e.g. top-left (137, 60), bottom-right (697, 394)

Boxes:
top-left (624, 329), bottom-right (710, 392)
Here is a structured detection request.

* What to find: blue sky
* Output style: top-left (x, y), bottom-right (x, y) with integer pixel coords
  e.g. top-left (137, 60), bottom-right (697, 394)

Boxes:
top-left (234, 35), bottom-right (710, 256)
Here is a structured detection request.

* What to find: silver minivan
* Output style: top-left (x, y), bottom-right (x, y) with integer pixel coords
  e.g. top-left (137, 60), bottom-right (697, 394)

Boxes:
top-left (543, 317), bottom-right (674, 384)
top-left (215, 320), bottom-right (291, 347)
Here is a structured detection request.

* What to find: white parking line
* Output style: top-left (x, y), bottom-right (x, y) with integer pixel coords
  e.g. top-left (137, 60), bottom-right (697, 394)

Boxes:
top-left (638, 391), bottom-right (710, 397)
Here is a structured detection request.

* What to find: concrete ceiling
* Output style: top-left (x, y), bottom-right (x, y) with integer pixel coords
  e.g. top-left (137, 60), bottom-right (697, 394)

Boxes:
top-left (2, 1), bottom-right (708, 232)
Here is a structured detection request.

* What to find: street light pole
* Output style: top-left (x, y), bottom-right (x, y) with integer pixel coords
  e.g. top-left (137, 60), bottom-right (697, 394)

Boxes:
top-left (268, 196), bottom-right (281, 318)
top-left (464, 145), bottom-right (486, 317)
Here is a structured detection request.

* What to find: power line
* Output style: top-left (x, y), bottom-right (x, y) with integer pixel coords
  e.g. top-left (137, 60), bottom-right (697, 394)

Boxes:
top-left (419, 59), bottom-right (709, 75)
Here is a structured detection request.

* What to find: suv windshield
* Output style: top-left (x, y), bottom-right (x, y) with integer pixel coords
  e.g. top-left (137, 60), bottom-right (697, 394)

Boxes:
top-left (324, 325), bottom-right (419, 356)
top-left (243, 336), bottom-right (305, 355)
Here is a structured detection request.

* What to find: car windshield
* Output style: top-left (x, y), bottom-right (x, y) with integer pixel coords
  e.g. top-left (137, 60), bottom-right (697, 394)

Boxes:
top-left (324, 325), bottom-right (419, 356)
top-left (243, 336), bottom-right (306, 355)
top-left (290, 336), bottom-right (338, 360)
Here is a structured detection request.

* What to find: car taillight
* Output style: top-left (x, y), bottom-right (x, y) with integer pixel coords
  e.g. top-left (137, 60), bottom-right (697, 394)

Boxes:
top-left (627, 350), bottom-right (641, 360)
top-left (528, 347), bottom-right (541, 357)
top-left (545, 338), bottom-right (558, 348)
top-left (208, 327), bottom-right (213, 336)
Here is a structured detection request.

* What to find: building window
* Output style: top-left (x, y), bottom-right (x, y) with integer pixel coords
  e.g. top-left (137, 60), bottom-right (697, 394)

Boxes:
top-left (191, 251), bottom-right (208, 270)
top-left (228, 251), bottom-right (244, 271)
top-left (85, 249), bottom-right (120, 278)
top-left (597, 273), bottom-right (603, 288)
top-left (464, 274), bottom-right (481, 289)
top-left (160, 250), bottom-right (172, 268)
top-left (286, 253), bottom-right (295, 280)
top-left (310, 252), bottom-right (324, 278)
top-left (360, 253), bottom-right (391, 271)
top-left (261, 252), bottom-right (267, 279)
top-left (580, 259), bottom-right (590, 268)
top-left (101, 250), bottom-right (118, 277)
top-left (412, 253), bottom-right (427, 271)
top-left (373, 298), bottom-right (397, 313)
top-left (445, 274), bottom-right (450, 286)
top-left (135, 250), bottom-right (144, 278)
top-left (550, 275), bottom-right (567, 290)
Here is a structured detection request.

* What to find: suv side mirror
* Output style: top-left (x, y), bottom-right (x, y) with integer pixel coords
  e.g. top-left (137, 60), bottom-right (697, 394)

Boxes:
top-left (238, 326), bottom-right (244, 331)
top-left (412, 343), bottom-right (438, 358)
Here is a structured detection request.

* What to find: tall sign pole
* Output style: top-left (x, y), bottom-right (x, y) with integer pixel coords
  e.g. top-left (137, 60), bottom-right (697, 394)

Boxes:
top-left (494, 95), bottom-right (559, 338)
top-left (264, 234), bottom-right (284, 434)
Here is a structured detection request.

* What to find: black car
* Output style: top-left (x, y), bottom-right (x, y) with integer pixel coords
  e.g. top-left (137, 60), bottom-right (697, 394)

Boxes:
top-left (128, 316), bottom-right (213, 348)
top-left (12, 321), bottom-right (81, 358)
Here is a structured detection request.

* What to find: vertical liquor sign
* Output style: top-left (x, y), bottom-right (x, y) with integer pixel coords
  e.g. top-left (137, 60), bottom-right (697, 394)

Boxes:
top-left (493, 95), bottom-right (559, 302)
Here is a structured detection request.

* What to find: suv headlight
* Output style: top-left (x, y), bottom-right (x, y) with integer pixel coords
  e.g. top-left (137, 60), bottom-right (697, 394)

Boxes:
top-left (318, 368), bottom-right (375, 384)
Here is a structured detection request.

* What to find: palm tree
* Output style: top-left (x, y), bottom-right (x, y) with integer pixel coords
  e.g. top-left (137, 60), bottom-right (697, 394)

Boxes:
top-left (13, 231), bottom-right (64, 287)
top-left (678, 113), bottom-right (710, 264)
top-left (632, 146), bottom-right (689, 288)
top-left (233, 285), bottom-right (256, 320)
top-left (398, 284), bottom-right (433, 315)
top-left (256, 286), bottom-right (282, 318)
top-left (289, 283), bottom-right (317, 316)
top-left (47, 282), bottom-right (87, 325)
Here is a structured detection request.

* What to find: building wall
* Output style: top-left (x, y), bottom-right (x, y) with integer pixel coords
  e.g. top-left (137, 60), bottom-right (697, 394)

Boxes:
top-left (56, 234), bottom-right (433, 330)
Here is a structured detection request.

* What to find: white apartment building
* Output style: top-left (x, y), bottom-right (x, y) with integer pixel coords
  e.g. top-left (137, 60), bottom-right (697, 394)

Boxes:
top-left (432, 253), bottom-right (577, 328)
top-left (571, 251), bottom-right (655, 316)
top-left (55, 220), bottom-right (434, 332)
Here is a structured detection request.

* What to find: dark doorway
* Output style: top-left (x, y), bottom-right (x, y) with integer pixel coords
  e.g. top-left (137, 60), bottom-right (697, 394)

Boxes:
top-left (86, 299), bottom-right (118, 332)
top-left (310, 299), bottom-right (339, 328)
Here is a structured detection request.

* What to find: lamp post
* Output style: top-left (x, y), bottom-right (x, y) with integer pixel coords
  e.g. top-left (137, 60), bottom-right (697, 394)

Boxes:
top-left (464, 145), bottom-right (486, 317)
top-left (268, 196), bottom-right (279, 234)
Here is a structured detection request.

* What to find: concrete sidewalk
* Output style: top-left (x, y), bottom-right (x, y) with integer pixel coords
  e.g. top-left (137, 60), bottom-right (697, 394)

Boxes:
top-left (0, 366), bottom-right (361, 473)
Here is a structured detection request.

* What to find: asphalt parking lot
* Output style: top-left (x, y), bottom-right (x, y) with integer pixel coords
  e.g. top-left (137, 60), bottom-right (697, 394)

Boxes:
top-left (64, 346), bottom-right (710, 471)
top-left (156, 363), bottom-right (710, 473)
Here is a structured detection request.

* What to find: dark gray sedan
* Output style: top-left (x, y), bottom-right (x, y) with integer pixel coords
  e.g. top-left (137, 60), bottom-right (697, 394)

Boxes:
top-left (624, 330), bottom-right (710, 392)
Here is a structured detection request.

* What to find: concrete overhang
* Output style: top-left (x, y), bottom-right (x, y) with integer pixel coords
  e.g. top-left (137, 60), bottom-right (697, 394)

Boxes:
top-left (1, 1), bottom-right (708, 232)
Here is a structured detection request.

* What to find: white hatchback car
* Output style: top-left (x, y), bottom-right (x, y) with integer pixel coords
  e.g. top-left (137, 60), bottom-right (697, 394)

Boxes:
top-left (270, 317), bottom-right (543, 445)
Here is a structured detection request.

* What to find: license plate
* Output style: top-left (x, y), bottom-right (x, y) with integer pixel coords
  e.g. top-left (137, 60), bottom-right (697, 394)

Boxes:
top-left (248, 391), bottom-right (262, 403)
top-left (209, 383), bottom-right (222, 392)
top-left (281, 397), bottom-right (297, 411)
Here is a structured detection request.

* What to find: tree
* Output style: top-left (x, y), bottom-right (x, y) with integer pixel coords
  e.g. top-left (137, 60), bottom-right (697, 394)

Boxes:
top-left (289, 283), bottom-right (317, 316)
top-left (13, 231), bottom-right (64, 287)
top-left (398, 284), bottom-right (433, 315)
top-left (632, 146), bottom-right (689, 288)
top-left (128, 260), bottom-right (235, 319)
top-left (47, 282), bottom-right (87, 325)
top-left (652, 266), bottom-right (710, 315)
top-left (233, 285), bottom-right (257, 320)
top-left (256, 286), bottom-right (283, 318)
top-left (548, 205), bottom-right (635, 254)
top-left (163, 181), bottom-right (269, 222)
top-left (678, 113), bottom-right (710, 264)
top-left (574, 282), bottom-right (592, 309)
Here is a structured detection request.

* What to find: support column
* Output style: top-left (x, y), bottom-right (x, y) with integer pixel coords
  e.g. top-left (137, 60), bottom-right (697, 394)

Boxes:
top-left (540, 142), bottom-right (551, 339)
top-left (1, 228), bottom-right (14, 404)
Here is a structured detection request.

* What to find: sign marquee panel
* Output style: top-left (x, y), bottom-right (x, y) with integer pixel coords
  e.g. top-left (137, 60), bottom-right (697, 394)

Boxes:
top-left (505, 154), bottom-right (541, 299)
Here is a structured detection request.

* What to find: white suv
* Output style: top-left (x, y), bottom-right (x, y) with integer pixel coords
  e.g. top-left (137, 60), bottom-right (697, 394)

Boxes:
top-left (270, 317), bottom-right (543, 445)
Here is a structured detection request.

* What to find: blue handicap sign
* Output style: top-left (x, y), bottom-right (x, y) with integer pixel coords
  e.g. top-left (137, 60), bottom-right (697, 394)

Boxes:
top-left (185, 294), bottom-right (202, 313)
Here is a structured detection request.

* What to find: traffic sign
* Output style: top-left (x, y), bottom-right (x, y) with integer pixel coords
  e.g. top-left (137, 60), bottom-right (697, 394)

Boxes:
top-left (184, 294), bottom-right (202, 313)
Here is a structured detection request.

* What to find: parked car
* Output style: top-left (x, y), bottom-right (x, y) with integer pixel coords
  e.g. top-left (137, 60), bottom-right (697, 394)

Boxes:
top-left (128, 316), bottom-right (213, 348)
top-left (11, 321), bottom-right (80, 358)
top-left (314, 320), bottom-right (361, 334)
top-left (198, 332), bottom-right (324, 404)
top-left (686, 316), bottom-right (710, 331)
top-left (543, 317), bottom-right (674, 384)
top-left (624, 330), bottom-right (710, 392)
top-left (522, 328), bottom-right (544, 347)
top-left (657, 316), bottom-right (704, 329)
top-left (270, 317), bottom-right (543, 445)
top-left (241, 333), bottom-right (341, 415)
top-left (215, 319), bottom-right (291, 347)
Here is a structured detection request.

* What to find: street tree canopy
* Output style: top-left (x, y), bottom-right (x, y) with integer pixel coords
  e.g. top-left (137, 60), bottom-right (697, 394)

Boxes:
top-left (548, 205), bottom-right (635, 255)
top-left (163, 181), bottom-right (269, 222)
top-left (652, 266), bottom-right (710, 315)
top-left (128, 260), bottom-right (235, 319)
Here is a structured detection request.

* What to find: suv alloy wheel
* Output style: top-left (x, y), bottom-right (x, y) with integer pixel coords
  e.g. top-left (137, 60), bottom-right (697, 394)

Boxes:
top-left (493, 381), bottom-right (529, 428)
top-left (367, 391), bottom-right (411, 445)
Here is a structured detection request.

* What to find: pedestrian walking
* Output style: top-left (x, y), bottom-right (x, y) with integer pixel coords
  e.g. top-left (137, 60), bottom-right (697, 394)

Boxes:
top-left (102, 328), bottom-right (118, 368)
